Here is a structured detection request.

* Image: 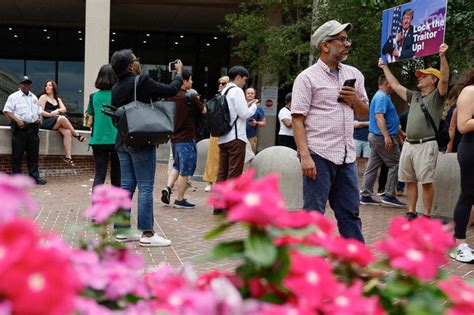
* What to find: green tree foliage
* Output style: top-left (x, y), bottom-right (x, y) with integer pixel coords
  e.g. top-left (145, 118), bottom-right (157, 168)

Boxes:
top-left (222, 0), bottom-right (473, 95)
top-left (221, 0), bottom-right (313, 88)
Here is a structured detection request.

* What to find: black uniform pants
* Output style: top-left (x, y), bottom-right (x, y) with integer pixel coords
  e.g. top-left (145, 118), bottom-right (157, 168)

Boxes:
top-left (11, 123), bottom-right (40, 180)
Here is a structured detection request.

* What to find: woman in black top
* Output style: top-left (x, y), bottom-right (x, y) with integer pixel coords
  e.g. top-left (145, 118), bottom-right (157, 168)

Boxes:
top-left (451, 66), bottom-right (474, 263)
top-left (39, 80), bottom-right (85, 166)
top-left (110, 49), bottom-right (183, 247)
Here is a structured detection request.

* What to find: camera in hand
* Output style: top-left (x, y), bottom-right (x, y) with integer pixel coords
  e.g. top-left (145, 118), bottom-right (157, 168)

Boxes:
top-left (337, 79), bottom-right (356, 103)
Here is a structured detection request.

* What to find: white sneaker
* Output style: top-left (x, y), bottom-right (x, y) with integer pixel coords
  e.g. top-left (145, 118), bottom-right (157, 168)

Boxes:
top-left (204, 184), bottom-right (212, 192)
top-left (115, 232), bottom-right (141, 242)
top-left (139, 234), bottom-right (172, 247)
top-left (450, 243), bottom-right (474, 263)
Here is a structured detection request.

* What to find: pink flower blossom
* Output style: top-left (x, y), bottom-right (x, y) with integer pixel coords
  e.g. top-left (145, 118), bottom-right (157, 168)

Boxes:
top-left (283, 251), bottom-right (338, 309)
top-left (102, 259), bottom-right (141, 300)
top-left (376, 217), bottom-right (454, 281)
top-left (75, 297), bottom-right (113, 315)
top-left (145, 266), bottom-right (189, 301)
top-left (196, 270), bottom-right (229, 289)
top-left (326, 236), bottom-right (375, 267)
top-left (83, 185), bottom-right (132, 223)
top-left (207, 169), bottom-right (256, 209)
top-left (258, 303), bottom-right (315, 315)
top-left (70, 248), bottom-right (107, 290)
top-left (0, 173), bottom-right (37, 223)
top-left (0, 219), bottom-right (39, 275)
top-left (208, 170), bottom-right (287, 226)
top-left (321, 281), bottom-right (387, 315)
top-left (166, 289), bottom-right (220, 315)
top-left (0, 301), bottom-right (12, 315)
top-left (439, 276), bottom-right (474, 315)
top-left (0, 246), bottom-right (82, 315)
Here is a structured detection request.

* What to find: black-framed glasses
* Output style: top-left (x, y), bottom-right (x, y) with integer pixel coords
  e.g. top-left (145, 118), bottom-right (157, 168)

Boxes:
top-left (218, 82), bottom-right (226, 86)
top-left (325, 36), bottom-right (352, 45)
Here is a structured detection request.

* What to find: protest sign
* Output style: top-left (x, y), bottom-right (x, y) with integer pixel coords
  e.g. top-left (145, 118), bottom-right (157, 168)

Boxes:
top-left (381, 0), bottom-right (447, 63)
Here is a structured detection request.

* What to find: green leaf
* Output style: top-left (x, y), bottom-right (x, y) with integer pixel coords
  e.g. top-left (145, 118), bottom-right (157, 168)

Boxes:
top-left (204, 222), bottom-right (234, 240)
top-left (383, 281), bottom-right (412, 297)
top-left (208, 241), bottom-right (245, 260)
top-left (266, 248), bottom-right (290, 283)
top-left (244, 230), bottom-right (277, 267)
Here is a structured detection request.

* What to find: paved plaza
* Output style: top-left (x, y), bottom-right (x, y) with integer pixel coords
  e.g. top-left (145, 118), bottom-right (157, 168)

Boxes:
top-left (28, 163), bottom-right (474, 278)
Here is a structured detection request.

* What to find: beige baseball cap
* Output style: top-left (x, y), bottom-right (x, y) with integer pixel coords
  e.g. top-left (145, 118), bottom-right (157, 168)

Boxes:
top-left (311, 20), bottom-right (353, 48)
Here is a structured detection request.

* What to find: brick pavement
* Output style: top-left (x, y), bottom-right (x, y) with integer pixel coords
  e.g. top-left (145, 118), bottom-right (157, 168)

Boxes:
top-left (28, 163), bottom-right (474, 278)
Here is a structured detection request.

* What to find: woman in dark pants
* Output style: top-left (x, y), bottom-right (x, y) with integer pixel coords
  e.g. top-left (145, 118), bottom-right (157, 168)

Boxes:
top-left (451, 66), bottom-right (474, 264)
top-left (110, 49), bottom-right (183, 247)
top-left (87, 64), bottom-right (120, 189)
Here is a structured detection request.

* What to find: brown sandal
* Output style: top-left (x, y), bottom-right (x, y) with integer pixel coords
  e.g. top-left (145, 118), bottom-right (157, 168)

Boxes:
top-left (63, 157), bottom-right (75, 167)
top-left (74, 134), bottom-right (85, 142)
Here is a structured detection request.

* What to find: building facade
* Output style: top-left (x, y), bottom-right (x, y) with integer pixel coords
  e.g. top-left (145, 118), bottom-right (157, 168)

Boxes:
top-left (0, 0), bottom-right (241, 126)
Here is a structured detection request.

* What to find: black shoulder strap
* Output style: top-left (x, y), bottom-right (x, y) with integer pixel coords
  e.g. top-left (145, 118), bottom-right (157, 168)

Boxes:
top-left (420, 103), bottom-right (438, 135)
top-left (223, 86), bottom-right (238, 139)
top-left (88, 92), bottom-right (96, 115)
top-left (223, 85), bottom-right (236, 96)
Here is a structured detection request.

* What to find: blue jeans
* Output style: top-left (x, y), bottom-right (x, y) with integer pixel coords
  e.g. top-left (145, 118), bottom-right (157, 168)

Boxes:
top-left (117, 145), bottom-right (156, 232)
top-left (303, 153), bottom-right (364, 242)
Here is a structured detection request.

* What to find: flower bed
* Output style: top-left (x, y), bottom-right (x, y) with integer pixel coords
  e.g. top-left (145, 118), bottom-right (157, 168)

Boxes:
top-left (0, 170), bottom-right (473, 315)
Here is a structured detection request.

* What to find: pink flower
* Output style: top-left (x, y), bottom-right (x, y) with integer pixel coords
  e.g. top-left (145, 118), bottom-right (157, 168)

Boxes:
top-left (321, 281), bottom-right (387, 315)
top-left (326, 236), bottom-right (375, 267)
top-left (283, 251), bottom-right (338, 309)
top-left (83, 185), bottom-right (132, 223)
top-left (0, 173), bottom-right (37, 223)
top-left (207, 169), bottom-right (256, 209)
top-left (0, 219), bottom-right (39, 274)
top-left (75, 297), bottom-right (113, 315)
top-left (0, 301), bottom-right (12, 315)
top-left (196, 270), bottom-right (229, 289)
top-left (258, 303), bottom-right (315, 315)
top-left (166, 289), bottom-right (220, 315)
top-left (145, 266), bottom-right (189, 301)
top-left (376, 217), bottom-right (454, 281)
top-left (208, 170), bottom-right (287, 226)
top-left (439, 276), bottom-right (474, 314)
top-left (102, 259), bottom-right (141, 300)
top-left (0, 246), bottom-right (82, 315)
top-left (70, 248), bottom-right (107, 290)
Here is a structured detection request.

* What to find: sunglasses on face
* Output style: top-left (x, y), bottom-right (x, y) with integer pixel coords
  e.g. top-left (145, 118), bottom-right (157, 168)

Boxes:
top-left (218, 82), bottom-right (226, 86)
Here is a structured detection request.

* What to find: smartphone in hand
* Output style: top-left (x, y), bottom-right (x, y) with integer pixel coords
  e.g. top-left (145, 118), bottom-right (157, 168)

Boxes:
top-left (337, 79), bottom-right (356, 103)
top-left (168, 60), bottom-right (178, 72)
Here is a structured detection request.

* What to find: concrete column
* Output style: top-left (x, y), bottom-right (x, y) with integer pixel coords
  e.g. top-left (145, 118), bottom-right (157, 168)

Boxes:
top-left (83, 0), bottom-right (111, 114)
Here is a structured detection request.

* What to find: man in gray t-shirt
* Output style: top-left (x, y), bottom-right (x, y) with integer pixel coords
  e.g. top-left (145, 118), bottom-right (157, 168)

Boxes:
top-left (378, 43), bottom-right (449, 221)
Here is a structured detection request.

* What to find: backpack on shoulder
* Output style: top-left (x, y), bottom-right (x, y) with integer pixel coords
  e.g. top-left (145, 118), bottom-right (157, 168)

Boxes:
top-left (206, 86), bottom-right (237, 137)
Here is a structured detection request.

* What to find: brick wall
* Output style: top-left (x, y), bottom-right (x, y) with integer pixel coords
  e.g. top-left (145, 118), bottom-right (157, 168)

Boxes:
top-left (0, 155), bottom-right (95, 177)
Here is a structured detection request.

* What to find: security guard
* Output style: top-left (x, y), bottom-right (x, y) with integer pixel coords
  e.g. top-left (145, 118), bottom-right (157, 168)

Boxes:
top-left (3, 76), bottom-right (47, 184)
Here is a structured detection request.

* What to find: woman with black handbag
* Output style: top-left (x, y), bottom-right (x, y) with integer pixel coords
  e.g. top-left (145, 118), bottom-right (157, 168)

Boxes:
top-left (110, 49), bottom-right (183, 247)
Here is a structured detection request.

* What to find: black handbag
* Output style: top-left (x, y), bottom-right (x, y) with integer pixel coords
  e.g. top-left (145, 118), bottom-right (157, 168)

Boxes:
top-left (420, 103), bottom-right (450, 147)
top-left (114, 75), bottom-right (176, 147)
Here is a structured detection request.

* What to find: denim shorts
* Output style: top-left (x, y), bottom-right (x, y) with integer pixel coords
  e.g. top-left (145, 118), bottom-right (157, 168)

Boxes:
top-left (172, 141), bottom-right (197, 176)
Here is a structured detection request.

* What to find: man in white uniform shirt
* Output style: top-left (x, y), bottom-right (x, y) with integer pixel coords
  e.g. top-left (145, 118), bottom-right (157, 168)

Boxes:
top-left (213, 66), bottom-right (257, 215)
top-left (3, 76), bottom-right (47, 184)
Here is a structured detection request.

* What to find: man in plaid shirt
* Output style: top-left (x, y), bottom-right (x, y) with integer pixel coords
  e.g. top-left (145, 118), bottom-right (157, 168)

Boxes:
top-left (291, 20), bottom-right (369, 242)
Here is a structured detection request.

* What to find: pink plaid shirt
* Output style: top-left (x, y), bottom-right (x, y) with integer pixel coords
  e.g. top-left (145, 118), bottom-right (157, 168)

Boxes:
top-left (291, 59), bottom-right (369, 165)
